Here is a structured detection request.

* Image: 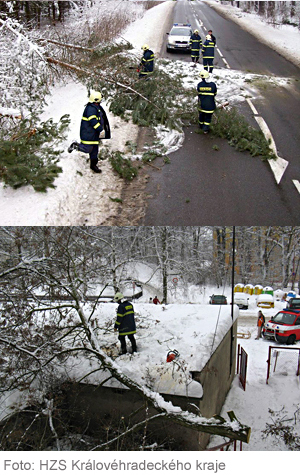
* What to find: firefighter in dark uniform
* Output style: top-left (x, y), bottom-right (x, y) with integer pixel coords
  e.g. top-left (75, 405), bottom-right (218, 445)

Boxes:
top-left (139, 44), bottom-right (155, 79)
top-left (114, 292), bottom-right (137, 355)
top-left (202, 34), bottom-right (215, 73)
top-left (189, 29), bottom-right (202, 66)
top-left (68, 91), bottom-right (110, 173)
top-left (197, 70), bottom-right (217, 134)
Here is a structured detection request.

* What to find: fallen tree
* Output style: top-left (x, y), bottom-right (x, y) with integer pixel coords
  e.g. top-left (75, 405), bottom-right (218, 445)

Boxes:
top-left (0, 227), bottom-right (251, 449)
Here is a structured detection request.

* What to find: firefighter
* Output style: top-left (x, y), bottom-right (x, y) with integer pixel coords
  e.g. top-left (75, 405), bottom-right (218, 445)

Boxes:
top-left (114, 292), bottom-right (137, 355)
top-left (202, 34), bottom-right (215, 73)
top-left (189, 29), bottom-right (202, 67)
top-left (197, 69), bottom-right (217, 134)
top-left (139, 44), bottom-right (155, 79)
top-left (68, 91), bottom-right (110, 173)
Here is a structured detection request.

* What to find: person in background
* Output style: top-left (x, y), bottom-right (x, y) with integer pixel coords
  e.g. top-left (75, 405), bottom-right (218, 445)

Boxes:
top-left (208, 29), bottom-right (216, 45)
top-left (202, 34), bottom-right (215, 73)
top-left (139, 44), bottom-right (155, 79)
top-left (255, 310), bottom-right (265, 339)
top-left (153, 296), bottom-right (161, 305)
top-left (114, 292), bottom-right (137, 354)
top-left (189, 29), bottom-right (202, 67)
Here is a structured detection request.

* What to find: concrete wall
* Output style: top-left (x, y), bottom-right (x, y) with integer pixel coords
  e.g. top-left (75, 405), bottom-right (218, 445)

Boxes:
top-left (192, 319), bottom-right (238, 448)
top-left (64, 322), bottom-right (237, 450)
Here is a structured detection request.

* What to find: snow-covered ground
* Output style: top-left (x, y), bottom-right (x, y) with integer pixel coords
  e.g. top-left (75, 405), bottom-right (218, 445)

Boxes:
top-left (0, 0), bottom-right (299, 225)
top-left (1, 252), bottom-right (300, 453)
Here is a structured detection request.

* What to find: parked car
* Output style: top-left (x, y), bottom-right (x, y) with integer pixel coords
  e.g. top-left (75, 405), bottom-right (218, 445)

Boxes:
top-left (209, 295), bottom-right (227, 305)
top-left (286, 291), bottom-right (297, 301)
top-left (263, 309), bottom-right (300, 344)
top-left (166, 23), bottom-right (192, 52)
top-left (257, 294), bottom-right (274, 309)
top-left (287, 297), bottom-right (300, 310)
top-left (233, 292), bottom-right (249, 310)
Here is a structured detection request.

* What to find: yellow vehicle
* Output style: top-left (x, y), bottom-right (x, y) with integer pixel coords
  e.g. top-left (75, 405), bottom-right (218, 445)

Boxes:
top-left (257, 294), bottom-right (274, 309)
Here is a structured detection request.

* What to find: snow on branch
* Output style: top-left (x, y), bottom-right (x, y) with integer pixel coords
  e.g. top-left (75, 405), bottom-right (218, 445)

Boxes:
top-left (73, 297), bottom-right (251, 443)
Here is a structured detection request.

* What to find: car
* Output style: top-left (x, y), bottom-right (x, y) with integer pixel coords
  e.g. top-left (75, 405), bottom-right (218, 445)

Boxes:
top-left (209, 295), bottom-right (227, 305)
top-left (262, 309), bottom-right (300, 344)
top-left (166, 23), bottom-right (193, 52)
top-left (257, 294), bottom-right (275, 309)
top-left (233, 292), bottom-right (249, 310)
top-left (287, 297), bottom-right (300, 310)
top-left (286, 291), bottom-right (297, 301)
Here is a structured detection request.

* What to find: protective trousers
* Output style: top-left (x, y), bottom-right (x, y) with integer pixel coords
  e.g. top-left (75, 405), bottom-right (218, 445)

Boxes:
top-left (203, 58), bottom-right (214, 73)
top-left (199, 111), bottom-right (213, 132)
top-left (77, 143), bottom-right (99, 165)
top-left (118, 334), bottom-right (137, 354)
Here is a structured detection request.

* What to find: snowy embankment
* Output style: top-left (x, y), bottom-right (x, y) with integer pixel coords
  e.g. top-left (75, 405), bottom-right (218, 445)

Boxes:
top-left (206, 0), bottom-right (300, 68)
top-left (0, 1), bottom-right (175, 226)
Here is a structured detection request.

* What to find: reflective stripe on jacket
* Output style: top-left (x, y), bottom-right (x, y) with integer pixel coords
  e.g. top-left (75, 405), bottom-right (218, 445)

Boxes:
top-left (197, 80), bottom-right (217, 113)
top-left (190, 34), bottom-right (202, 53)
top-left (202, 39), bottom-right (215, 58)
top-left (80, 102), bottom-right (110, 144)
top-left (114, 300), bottom-right (136, 336)
top-left (140, 49), bottom-right (155, 74)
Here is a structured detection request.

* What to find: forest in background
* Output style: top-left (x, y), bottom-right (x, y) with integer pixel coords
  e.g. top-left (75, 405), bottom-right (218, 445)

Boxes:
top-left (1, 226), bottom-right (299, 296)
top-left (225, 0), bottom-right (300, 28)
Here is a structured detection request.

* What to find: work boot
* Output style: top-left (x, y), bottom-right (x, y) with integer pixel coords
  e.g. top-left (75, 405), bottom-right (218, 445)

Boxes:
top-left (68, 141), bottom-right (79, 153)
top-left (90, 164), bottom-right (102, 173)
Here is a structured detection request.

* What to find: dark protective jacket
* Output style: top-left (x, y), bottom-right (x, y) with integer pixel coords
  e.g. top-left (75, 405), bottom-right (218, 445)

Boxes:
top-left (80, 103), bottom-right (111, 145)
top-left (202, 39), bottom-right (215, 58)
top-left (209, 33), bottom-right (216, 45)
top-left (189, 33), bottom-right (202, 57)
top-left (140, 49), bottom-right (155, 75)
top-left (114, 300), bottom-right (136, 336)
top-left (197, 79), bottom-right (217, 113)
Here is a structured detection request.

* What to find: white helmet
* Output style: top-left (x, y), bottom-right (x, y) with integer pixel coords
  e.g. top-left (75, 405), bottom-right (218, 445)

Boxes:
top-left (206, 34), bottom-right (212, 40)
top-left (114, 292), bottom-right (124, 302)
top-left (88, 91), bottom-right (102, 103)
top-left (194, 29), bottom-right (199, 34)
top-left (199, 70), bottom-right (210, 79)
top-left (142, 44), bottom-right (149, 51)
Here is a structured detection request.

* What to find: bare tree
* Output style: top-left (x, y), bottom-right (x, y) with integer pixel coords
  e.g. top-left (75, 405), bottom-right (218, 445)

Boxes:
top-left (0, 226), bottom-right (250, 449)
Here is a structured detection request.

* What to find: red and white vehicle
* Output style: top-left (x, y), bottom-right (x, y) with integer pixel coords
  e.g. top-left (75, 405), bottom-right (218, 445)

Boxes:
top-left (263, 309), bottom-right (300, 345)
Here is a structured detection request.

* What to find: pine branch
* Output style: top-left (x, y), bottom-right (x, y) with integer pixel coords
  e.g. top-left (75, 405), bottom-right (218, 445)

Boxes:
top-left (45, 57), bottom-right (159, 108)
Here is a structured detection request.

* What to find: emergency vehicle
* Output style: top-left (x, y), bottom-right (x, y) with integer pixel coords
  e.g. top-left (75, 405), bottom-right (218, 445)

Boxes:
top-left (166, 23), bottom-right (193, 52)
top-left (262, 309), bottom-right (300, 345)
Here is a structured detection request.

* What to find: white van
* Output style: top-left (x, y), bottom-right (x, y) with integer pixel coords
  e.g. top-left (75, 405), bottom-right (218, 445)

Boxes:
top-left (233, 293), bottom-right (249, 309)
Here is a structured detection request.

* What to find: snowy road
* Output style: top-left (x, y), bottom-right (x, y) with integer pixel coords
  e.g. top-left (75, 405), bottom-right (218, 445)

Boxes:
top-left (140, 0), bottom-right (300, 225)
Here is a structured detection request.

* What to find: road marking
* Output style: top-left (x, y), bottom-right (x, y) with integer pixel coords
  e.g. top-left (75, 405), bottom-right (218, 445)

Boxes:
top-left (293, 180), bottom-right (300, 194)
top-left (246, 98), bottom-right (258, 115)
top-left (246, 100), bottom-right (289, 184)
top-left (194, 8), bottom-right (290, 185)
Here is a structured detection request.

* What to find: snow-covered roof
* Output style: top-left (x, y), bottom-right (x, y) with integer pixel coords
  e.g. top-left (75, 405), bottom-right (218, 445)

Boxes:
top-left (74, 303), bottom-right (239, 398)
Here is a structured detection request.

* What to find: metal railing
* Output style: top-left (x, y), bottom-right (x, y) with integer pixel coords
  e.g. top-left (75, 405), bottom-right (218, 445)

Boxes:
top-left (237, 344), bottom-right (248, 391)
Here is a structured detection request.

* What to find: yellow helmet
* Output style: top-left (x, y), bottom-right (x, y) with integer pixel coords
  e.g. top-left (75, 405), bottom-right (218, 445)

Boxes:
top-left (88, 91), bottom-right (102, 103)
top-left (114, 292), bottom-right (124, 302)
top-left (194, 29), bottom-right (199, 34)
top-left (206, 34), bottom-right (212, 40)
top-left (142, 44), bottom-right (149, 51)
top-left (199, 70), bottom-right (210, 79)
